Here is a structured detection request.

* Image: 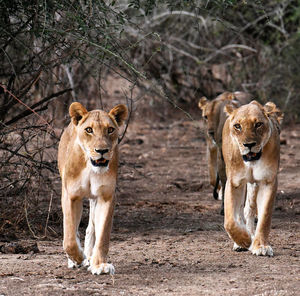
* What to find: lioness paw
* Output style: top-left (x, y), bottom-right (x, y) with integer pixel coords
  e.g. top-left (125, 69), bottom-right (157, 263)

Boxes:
top-left (82, 258), bottom-right (90, 268)
top-left (251, 245), bottom-right (273, 257)
top-left (68, 257), bottom-right (82, 269)
top-left (233, 242), bottom-right (248, 252)
top-left (218, 187), bottom-right (223, 201)
top-left (88, 263), bottom-right (115, 275)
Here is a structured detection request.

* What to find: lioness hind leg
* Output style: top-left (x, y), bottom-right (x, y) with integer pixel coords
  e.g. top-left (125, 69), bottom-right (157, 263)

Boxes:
top-left (250, 181), bottom-right (277, 257)
top-left (83, 199), bottom-right (96, 267)
top-left (217, 149), bottom-right (226, 215)
top-left (62, 194), bottom-right (85, 267)
top-left (88, 197), bottom-right (115, 275)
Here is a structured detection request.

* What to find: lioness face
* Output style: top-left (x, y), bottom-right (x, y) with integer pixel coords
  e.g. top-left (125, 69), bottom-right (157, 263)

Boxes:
top-left (226, 101), bottom-right (271, 162)
top-left (198, 93), bottom-right (236, 142)
top-left (70, 103), bottom-right (128, 173)
top-left (198, 97), bottom-right (218, 142)
top-left (77, 111), bottom-right (118, 169)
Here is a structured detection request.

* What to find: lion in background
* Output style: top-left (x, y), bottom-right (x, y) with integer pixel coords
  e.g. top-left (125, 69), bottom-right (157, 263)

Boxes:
top-left (198, 91), bottom-right (252, 213)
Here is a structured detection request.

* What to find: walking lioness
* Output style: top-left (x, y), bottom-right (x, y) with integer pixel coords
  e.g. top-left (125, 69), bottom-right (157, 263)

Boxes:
top-left (198, 91), bottom-right (252, 212)
top-left (58, 102), bottom-right (128, 274)
top-left (222, 100), bottom-right (283, 256)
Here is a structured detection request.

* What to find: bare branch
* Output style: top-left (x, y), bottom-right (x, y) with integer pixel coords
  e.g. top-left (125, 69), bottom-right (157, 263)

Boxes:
top-left (118, 88), bottom-right (134, 144)
top-left (4, 88), bottom-right (72, 126)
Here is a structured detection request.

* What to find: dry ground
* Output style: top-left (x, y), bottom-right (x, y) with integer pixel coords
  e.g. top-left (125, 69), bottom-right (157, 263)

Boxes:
top-left (0, 117), bottom-right (299, 296)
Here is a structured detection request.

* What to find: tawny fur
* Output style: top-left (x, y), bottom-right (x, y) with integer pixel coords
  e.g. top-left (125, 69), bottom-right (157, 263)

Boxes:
top-left (222, 100), bottom-right (282, 256)
top-left (58, 102), bottom-right (128, 274)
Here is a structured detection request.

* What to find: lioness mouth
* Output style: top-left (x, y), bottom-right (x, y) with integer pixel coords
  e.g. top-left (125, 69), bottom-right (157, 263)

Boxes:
top-left (243, 150), bottom-right (262, 162)
top-left (91, 158), bottom-right (109, 167)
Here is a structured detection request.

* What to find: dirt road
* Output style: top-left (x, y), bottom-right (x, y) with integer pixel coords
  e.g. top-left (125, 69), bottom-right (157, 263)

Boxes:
top-left (0, 119), bottom-right (299, 295)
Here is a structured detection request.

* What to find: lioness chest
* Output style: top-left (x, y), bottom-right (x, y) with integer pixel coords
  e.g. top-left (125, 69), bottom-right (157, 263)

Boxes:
top-left (65, 165), bottom-right (116, 200)
top-left (233, 158), bottom-right (278, 186)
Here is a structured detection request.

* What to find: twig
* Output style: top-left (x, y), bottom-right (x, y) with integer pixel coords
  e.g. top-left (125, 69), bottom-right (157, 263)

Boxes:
top-left (145, 10), bottom-right (208, 31)
top-left (5, 135), bottom-right (34, 163)
top-left (170, 37), bottom-right (214, 52)
top-left (138, 80), bottom-right (194, 121)
top-left (51, 30), bottom-right (147, 80)
top-left (283, 88), bottom-right (293, 111)
top-left (203, 44), bottom-right (257, 63)
top-left (162, 42), bottom-right (201, 64)
top-left (0, 84), bottom-right (53, 130)
top-left (63, 65), bottom-right (76, 99)
top-left (47, 226), bottom-right (58, 236)
top-left (111, 274), bottom-right (115, 286)
top-left (4, 88), bottom-right (72, 126)
top-left (19, 69), bottom-right (42, 100)
top-left (118, 88), bottom-right (134, 144)
top-left (1, 146), bottom-right (57, 172)
top-left (44, 191), bottom-right (53, 237)
top-left (24, 195), bottom-right (39, 239)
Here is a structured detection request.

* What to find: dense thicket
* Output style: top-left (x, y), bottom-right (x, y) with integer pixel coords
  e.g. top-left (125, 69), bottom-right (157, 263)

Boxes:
top-left (1, 0), bottom-right (299, 236)
top-left (1, 0), bottom-right (300, 123)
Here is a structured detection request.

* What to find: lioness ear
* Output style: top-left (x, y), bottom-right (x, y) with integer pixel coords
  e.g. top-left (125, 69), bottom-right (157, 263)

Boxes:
top-left (198, 97), bottom-right (208, 110)
top-left (225, 92), bottom-right (235, 101)
top-left (264, 102), bottom-right (284, 125)
top-left (69, 102), bottom-right (88, 126)
top-left (109, 104), bottom-right (128, 127)
top-left (224, 104), bottom-right (236, 115)
top-left (250, 100), bottom-right (261, 107)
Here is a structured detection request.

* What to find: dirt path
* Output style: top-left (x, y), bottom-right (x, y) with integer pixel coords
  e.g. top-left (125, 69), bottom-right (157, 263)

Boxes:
top-left (1, 120), bottom-right (299, 296)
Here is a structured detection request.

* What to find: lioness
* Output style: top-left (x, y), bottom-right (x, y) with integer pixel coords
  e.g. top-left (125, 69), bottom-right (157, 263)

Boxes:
top-left (222, 100), bottom-right (283, 256)
top-left (58, 102), bottom-right (128, 274)
top-left (198, 92), bottom-right (252, 212)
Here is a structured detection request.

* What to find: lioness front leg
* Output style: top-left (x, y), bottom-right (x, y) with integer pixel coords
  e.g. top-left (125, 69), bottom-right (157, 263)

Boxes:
top-left (224, 181), bottom-right (252, 249)
top-left (88, 196), bottom-right (115, 275)
top-left (62, 193), bottom-right (85, 267)
top-left (208, 144), bottom-right (218, 190)
top-left (244, 183), bottom-right (258, 238)
top-left (250, 181), bottom-right (277, 256)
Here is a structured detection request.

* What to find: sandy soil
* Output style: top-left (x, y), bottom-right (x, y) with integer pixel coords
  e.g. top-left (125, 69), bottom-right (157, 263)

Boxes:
top-left (0, 118), bottom-right (299, 296)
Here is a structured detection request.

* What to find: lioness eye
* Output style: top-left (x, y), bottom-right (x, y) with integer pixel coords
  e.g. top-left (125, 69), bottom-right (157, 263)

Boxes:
top-left (234, 123), bottom-right (241, 130)
top-left (108, 127), bottom-right (115, 134)
top-left (255, 122), bottom-right (263, 128)
top-left (85, 127), bottom-right (93, 133)
top-left (204, 115), bottom-right (208, 120)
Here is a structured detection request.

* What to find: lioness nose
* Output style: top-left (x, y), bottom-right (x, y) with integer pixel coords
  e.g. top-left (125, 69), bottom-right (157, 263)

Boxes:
top-left (208, 130), bottom-right (214, 138)
top-left (243, 142), bottom-right (256, 149)
top-left (95, 148), bottom-right (109, 155)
